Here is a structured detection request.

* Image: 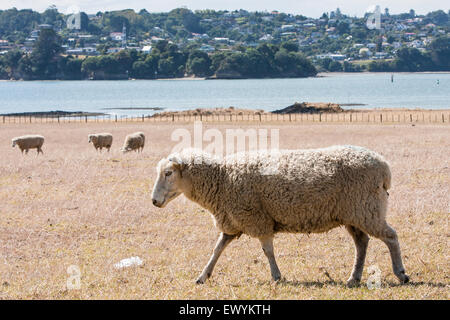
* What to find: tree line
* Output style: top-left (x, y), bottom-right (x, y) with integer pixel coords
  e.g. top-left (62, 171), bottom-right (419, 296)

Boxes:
top-left (315, 36), bottom-right (449, 72)
top-left (0, 28), bottom-right (317, 80)
top-left (367, 37), bottom-right (450, 72)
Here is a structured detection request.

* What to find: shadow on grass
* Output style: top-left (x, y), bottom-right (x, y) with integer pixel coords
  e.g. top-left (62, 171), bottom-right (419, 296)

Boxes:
top-left (259, 278), bottom-right (346, 288)
top-left (268, 279), bottom-right (448, 289)
top-left (387, 281), bottom-right (448, 288)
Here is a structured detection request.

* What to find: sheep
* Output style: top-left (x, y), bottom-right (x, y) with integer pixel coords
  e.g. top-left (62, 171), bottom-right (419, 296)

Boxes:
top-left (151, 146), bottom-right (410, 286)
top-left (121, 132), bottom-right (145, 153)
top-left (11, 135), bottom-right (44, 155)
top-left (88, 133), bottom-right (113, 152)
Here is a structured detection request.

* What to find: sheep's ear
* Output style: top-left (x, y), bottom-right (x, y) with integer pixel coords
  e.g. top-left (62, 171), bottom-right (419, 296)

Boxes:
top-left (169, 155), bottom-right (185, 172)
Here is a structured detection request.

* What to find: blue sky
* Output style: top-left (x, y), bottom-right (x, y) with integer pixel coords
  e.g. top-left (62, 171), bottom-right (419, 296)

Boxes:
top-left (1, 0), bottom-right (448, 18)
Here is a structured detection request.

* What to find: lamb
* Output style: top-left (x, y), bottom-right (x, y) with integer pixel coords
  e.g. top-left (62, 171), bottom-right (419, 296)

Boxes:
top-left (88, 133), bottom-right (113, 152)
top-left (151, 146), bottom-right (410, 286)
top-left (121, 132), bottom-right (145, 153)
top-left (11, 135), bottom-right (45, 155)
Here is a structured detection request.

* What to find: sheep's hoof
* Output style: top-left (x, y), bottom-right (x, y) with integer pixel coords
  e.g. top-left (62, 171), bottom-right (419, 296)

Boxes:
top-left (400, 274), bottom-right (410, 284)
top-left (346, 278), bottom-right (361, 288)
top-left (195, 276), bottom-right (207, 284)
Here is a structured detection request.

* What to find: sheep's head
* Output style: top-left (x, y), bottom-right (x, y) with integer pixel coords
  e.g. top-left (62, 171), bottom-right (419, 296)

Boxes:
top-left (151, 155), bottom-right (186, 208)
top-left (88, 135), bottom-right (96, 144)
top-left (11, 139), bottom-right (17, 147)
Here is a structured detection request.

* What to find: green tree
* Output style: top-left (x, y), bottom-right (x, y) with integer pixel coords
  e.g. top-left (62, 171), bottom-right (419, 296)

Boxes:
top-left (30, 28), bottom-right (63, 79)
top-left (429, 37), bottom-right (450, 70)
top-left (131, 55), bottom-right (159, 78)
top-left (336, 21), bottom-right (350, 35)
top-left (280, 41), bottom-right (299, 52)
top-left (186, 50), bottom-right (212, 76)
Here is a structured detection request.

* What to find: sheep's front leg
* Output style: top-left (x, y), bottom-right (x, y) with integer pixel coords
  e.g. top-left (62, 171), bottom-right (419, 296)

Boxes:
top-left (196, 233), bottom-right (236, 284)
top-left (346, 225), bottom-right (369, 287)
top-left (259, 236), bottom-right (281, 282)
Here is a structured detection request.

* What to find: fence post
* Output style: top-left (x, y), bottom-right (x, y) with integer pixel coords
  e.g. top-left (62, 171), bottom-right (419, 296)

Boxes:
top-left (380, 114), bottom-right (382, 123)
top-left (142, 114), bottom-right (144, 122)
top-left (410, 114), bottom-right (412, 122)
top-left (115, 115), bottom-right (117, 122)
top-left (2, 116), bottom-right (4, 123)
top-left (442, 114), bottom-right (445, 123)
top-left (319, 113), bottom-right (322, 122)
top-left (85, 115), bottom-right (88, 123)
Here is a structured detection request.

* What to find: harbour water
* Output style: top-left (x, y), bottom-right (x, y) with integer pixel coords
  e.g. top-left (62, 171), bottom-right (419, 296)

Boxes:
top-left (0, 73), bottom-right (448, 116)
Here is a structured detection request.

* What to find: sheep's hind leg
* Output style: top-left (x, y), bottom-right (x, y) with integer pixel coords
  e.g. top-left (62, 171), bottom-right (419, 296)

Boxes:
top-left (345, 225), bottom-right (369, 287)
top-left (196, 232), bottom-right (237, 284)
top-left (368, 223), bottom-right (409, 284)
top-left (259, 236), bottom-right (281, 282)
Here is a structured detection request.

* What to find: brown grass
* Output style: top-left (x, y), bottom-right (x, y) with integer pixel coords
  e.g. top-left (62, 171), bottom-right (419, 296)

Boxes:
top-left (0, 122), bottom-right (449, 299)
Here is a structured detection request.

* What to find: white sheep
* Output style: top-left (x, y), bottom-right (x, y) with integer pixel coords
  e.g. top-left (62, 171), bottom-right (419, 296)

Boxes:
top-left (88, 133), bottom-right (113, 152)
top-left (11, 135), bottom-right (45, 155)
top-left (121, 132), bottom-right (145, 153)
top-left (151, 146), bottom-right (410, 286)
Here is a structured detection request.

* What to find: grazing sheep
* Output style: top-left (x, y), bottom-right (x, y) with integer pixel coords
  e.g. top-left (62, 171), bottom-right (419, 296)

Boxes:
top-left (151, 146), bottom-right (409, 286)
top-left (11, 135), bottom-right (44, 155)
top-left (121, 132), bottom-right (145, 153)
top-left (88, 133), bottom-right (113, 152)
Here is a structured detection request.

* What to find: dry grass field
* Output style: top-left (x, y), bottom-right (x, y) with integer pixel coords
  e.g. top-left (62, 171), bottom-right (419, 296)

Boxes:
top-left (0, 121), bottom-right (448, 299)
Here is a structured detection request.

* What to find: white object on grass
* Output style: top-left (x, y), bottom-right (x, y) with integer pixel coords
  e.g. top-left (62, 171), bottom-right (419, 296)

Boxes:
top-left (114, 256), bottom-right (143, 269)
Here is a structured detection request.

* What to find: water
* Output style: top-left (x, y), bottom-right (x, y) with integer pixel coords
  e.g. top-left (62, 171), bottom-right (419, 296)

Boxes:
top-left (0, 73), bottom-right (448, 116)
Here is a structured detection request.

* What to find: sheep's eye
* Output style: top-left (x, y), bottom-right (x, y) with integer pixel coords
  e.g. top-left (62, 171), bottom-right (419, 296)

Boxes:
top-left (165, 171), bottom-right (172, 177)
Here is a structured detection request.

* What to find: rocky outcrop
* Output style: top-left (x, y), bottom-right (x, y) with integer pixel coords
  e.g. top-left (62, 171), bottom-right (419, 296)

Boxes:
top-left (272, 102), bottom-right (344, 114)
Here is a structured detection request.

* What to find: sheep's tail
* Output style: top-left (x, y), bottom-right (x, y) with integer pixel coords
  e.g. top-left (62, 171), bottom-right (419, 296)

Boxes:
top-left (382, 161), bottom-right (392, 191)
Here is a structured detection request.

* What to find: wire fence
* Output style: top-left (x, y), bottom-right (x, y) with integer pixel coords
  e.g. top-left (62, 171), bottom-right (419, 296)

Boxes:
top-left (1, 110), bottom-right (450, 124)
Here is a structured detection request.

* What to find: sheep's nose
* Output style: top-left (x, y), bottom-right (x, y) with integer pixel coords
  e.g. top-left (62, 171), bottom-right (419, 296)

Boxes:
top-left (152, 199), bottom-right (158, 206)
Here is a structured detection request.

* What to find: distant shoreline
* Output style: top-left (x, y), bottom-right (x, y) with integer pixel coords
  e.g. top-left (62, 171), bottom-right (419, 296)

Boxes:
top-left (318, 71), bottom-right (450, 77)
top-left (4, 105), bottom-right (448, 118)
top-left (0, 110), bottom-right (106, 117)
top-left (2, 71), bottom-right (450, 82)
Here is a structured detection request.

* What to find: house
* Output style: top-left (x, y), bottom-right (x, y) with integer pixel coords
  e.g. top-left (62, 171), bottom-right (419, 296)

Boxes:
top-left (316, 53), bottom-right (346, 61)
top-left (151, 36), bottom-right (165, 42)
top-left (359, 48), bottom-right (373, 57)
top-left (409, 40), bottom-right (424, 48)
top-left (281, 25), bottom-right (295, 32)
top-left (199, 44), bottom-right (215, 52)
top-left (259, 34), bottom-right (274, 41)
top-left (110, 32), bottom-right (124, 41)
top-left (66, 47), bottom-right (98, 56)
top-left (141, 45), bottom-right (152, 53)
top-left (214, 37), bottom-right (230, 43)
top-left (107, 47), bottom-right (123, 54)
top-left (374, 52), bottom-right (388, 59)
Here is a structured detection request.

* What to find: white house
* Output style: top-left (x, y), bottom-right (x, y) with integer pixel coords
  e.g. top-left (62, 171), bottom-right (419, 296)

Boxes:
top-left (141, 45), bottom-right (152, 53)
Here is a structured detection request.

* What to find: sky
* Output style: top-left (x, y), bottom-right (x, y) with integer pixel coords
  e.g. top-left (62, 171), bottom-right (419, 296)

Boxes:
top-left (1, 0), bottom-right (448, 18)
